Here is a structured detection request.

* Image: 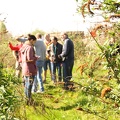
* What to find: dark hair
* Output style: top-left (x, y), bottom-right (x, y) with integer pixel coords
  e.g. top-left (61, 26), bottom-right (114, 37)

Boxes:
top-left (38, 34), bottom-right (42, 38)
top-left (28, 34), bottom-right (36, 41)
top-left (53, 36), bottom-right (58, 42)
top-left (64, 33), bottom-right (68, 38)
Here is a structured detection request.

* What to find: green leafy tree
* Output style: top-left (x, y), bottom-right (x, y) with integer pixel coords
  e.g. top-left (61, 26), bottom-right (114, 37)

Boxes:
top-left (0, 21), bottom-right (7, 34)
top-left (76, 0), bottom-right (120, 18)
top-left (75, 0), bottom-right (120, 82)
top-left (32, 29), bottom-right (45, 36)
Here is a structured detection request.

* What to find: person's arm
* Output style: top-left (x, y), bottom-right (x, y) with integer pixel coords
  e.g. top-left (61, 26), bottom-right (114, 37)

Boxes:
top-left (60, 39), bottom-right (69, 57)
top-left (8, 42), bottom-right (20, 51)
top-left (26, 47), bottom-right (37, 62)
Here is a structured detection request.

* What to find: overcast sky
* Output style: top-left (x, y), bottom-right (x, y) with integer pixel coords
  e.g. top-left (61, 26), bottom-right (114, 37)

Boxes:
top-left (0, 0), bottom-right (83, 36)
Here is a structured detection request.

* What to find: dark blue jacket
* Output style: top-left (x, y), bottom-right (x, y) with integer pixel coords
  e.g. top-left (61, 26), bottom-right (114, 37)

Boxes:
top-left (60, 38), bottom-right (74, 61)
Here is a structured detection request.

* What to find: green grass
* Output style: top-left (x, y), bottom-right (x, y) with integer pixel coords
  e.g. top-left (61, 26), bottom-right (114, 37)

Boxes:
top-left (2, 58), bottom-right (119, 120)
top-left (21, 71), bottom-right (120, 120)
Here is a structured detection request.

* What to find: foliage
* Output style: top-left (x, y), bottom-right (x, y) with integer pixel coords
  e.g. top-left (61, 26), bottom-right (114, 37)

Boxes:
top-left (0, 21), bottom-right (7, 33)
top-left (1, 33), bottom-right (120, 120)
top-left (0, 63), bottom-right (22, 120)
top-left (76, 0), bottom-right (120, 19)
top-left (0, 36), bottom-right (15, 68)
top-left (92, 23), bottom-right (120, 83)
top-left (1, 20), bottom-right (120, 119)
top-left (99, 41), bottom-right (120, 81)
top-left (32, 29), bottom-right (45, 36)
top-left (102, 0), bottom-right (120, 13)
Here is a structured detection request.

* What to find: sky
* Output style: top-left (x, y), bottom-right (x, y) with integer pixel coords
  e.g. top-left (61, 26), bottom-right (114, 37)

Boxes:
top-left (0, 0), bottom-right (110, 36)
top-left (0, 0), bottom-right (84, 36)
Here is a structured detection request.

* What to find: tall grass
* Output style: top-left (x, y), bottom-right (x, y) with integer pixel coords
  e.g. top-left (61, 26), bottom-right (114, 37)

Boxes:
top-left (0, 63), bottom-right (23, 119)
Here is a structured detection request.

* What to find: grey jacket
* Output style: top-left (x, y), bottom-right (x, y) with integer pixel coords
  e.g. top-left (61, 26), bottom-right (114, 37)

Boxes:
top-left (34, 39), bottom-right (46, 61)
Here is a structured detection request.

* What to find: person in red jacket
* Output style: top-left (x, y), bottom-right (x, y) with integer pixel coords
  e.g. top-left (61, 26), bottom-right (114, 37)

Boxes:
top-left (8, 41), bottom-right (23, 77)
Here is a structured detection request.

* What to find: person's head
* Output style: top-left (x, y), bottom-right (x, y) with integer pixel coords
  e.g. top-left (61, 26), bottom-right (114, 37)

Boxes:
top-left (60, 32), bottom-right (68, 41)
top-left (51, 36), bottom-right (58, 45)
top-left (36, 33), bottom-right (42, 39)
top-left (44, 33), bottom-right (51, 42)
top-left (27, 34), bottom-right (36, 45)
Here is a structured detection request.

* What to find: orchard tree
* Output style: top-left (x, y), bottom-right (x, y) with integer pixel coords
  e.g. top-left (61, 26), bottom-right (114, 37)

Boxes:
top-left (76, 0), bottom-right (120, 82)
top-left (0, 21), bottom-right (8, 40)
top-left (76, 0), bottom-right (120, 19)
top-left (75, 0), bottom-right (120, 38)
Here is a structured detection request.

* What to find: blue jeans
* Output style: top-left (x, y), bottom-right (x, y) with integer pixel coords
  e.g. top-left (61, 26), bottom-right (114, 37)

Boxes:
top-left (32, 60), bottom-right (44, 92)
top-left (43, 59), bottom-right (51, 71)
top-left (51, 62), bottom-right (62, 82)
top-left (62, 59), bottom-right (74, 83)
top-left (24, 76), bottom-right (35, 99)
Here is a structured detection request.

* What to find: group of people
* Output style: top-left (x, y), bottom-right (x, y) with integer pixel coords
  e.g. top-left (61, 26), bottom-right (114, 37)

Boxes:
top-left (8, 32), bottom-right (74, 103)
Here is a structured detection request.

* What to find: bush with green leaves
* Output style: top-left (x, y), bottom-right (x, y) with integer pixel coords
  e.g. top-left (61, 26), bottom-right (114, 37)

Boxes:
top-left (0, 63), bottom-right (21, 120)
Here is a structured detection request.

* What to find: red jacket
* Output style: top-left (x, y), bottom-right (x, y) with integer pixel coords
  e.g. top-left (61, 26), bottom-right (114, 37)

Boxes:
top-left (8, 42), bottom-right (23, 62)
top-left (9, 42), bottom-right (23, 51)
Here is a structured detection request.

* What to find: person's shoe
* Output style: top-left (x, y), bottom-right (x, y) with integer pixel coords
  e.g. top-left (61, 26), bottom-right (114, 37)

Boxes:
top-left (36, 90), bottom-right (44, 93)
top-left (43, 79), bottom-right (46, 83)
top-left (63, 86), bottom-right (69, 90)
top-left (52, 80), bottom-right (56, 84)
top-left (36, 90), bottom-right (41, 93)
top-left (26, 98), bottom-right (34, 105)
top-left (40, 91), bottom-right (44, 93)
top-left (31, 91), bottom-right (36, 94)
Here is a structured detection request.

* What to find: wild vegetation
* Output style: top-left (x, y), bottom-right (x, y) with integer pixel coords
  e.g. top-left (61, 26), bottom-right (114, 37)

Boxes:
top-left (1, 23), bottom-right (120, 120)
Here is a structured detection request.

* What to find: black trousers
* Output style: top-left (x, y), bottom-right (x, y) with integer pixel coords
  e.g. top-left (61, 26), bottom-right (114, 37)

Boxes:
top-left (62, 59), bottom-right (74, 83)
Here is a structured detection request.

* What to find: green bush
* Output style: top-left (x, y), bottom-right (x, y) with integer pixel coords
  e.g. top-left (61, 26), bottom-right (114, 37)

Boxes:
top-left (0, 63), bottom-right (21, 120)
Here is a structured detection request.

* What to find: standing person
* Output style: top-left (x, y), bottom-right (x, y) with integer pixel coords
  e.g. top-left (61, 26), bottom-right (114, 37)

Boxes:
top-left (8, 41), bottom-right (23, 77)
top-left (43, 33), bottom-right (52, 83)
top-left (19, 34), bottom-right (37, 104)
top-left (58, 32), bottom-right (74, 89)
top-left (32, 33), bottom-right (46, 93)
top-left (49, 36), bottom-right (63, 84)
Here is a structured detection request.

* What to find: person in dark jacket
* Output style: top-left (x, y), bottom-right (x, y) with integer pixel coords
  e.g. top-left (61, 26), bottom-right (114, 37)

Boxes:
top-left (49, 36), bottom-right (63, 84)
top-left (58, 32), bottom-right (74, 88)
